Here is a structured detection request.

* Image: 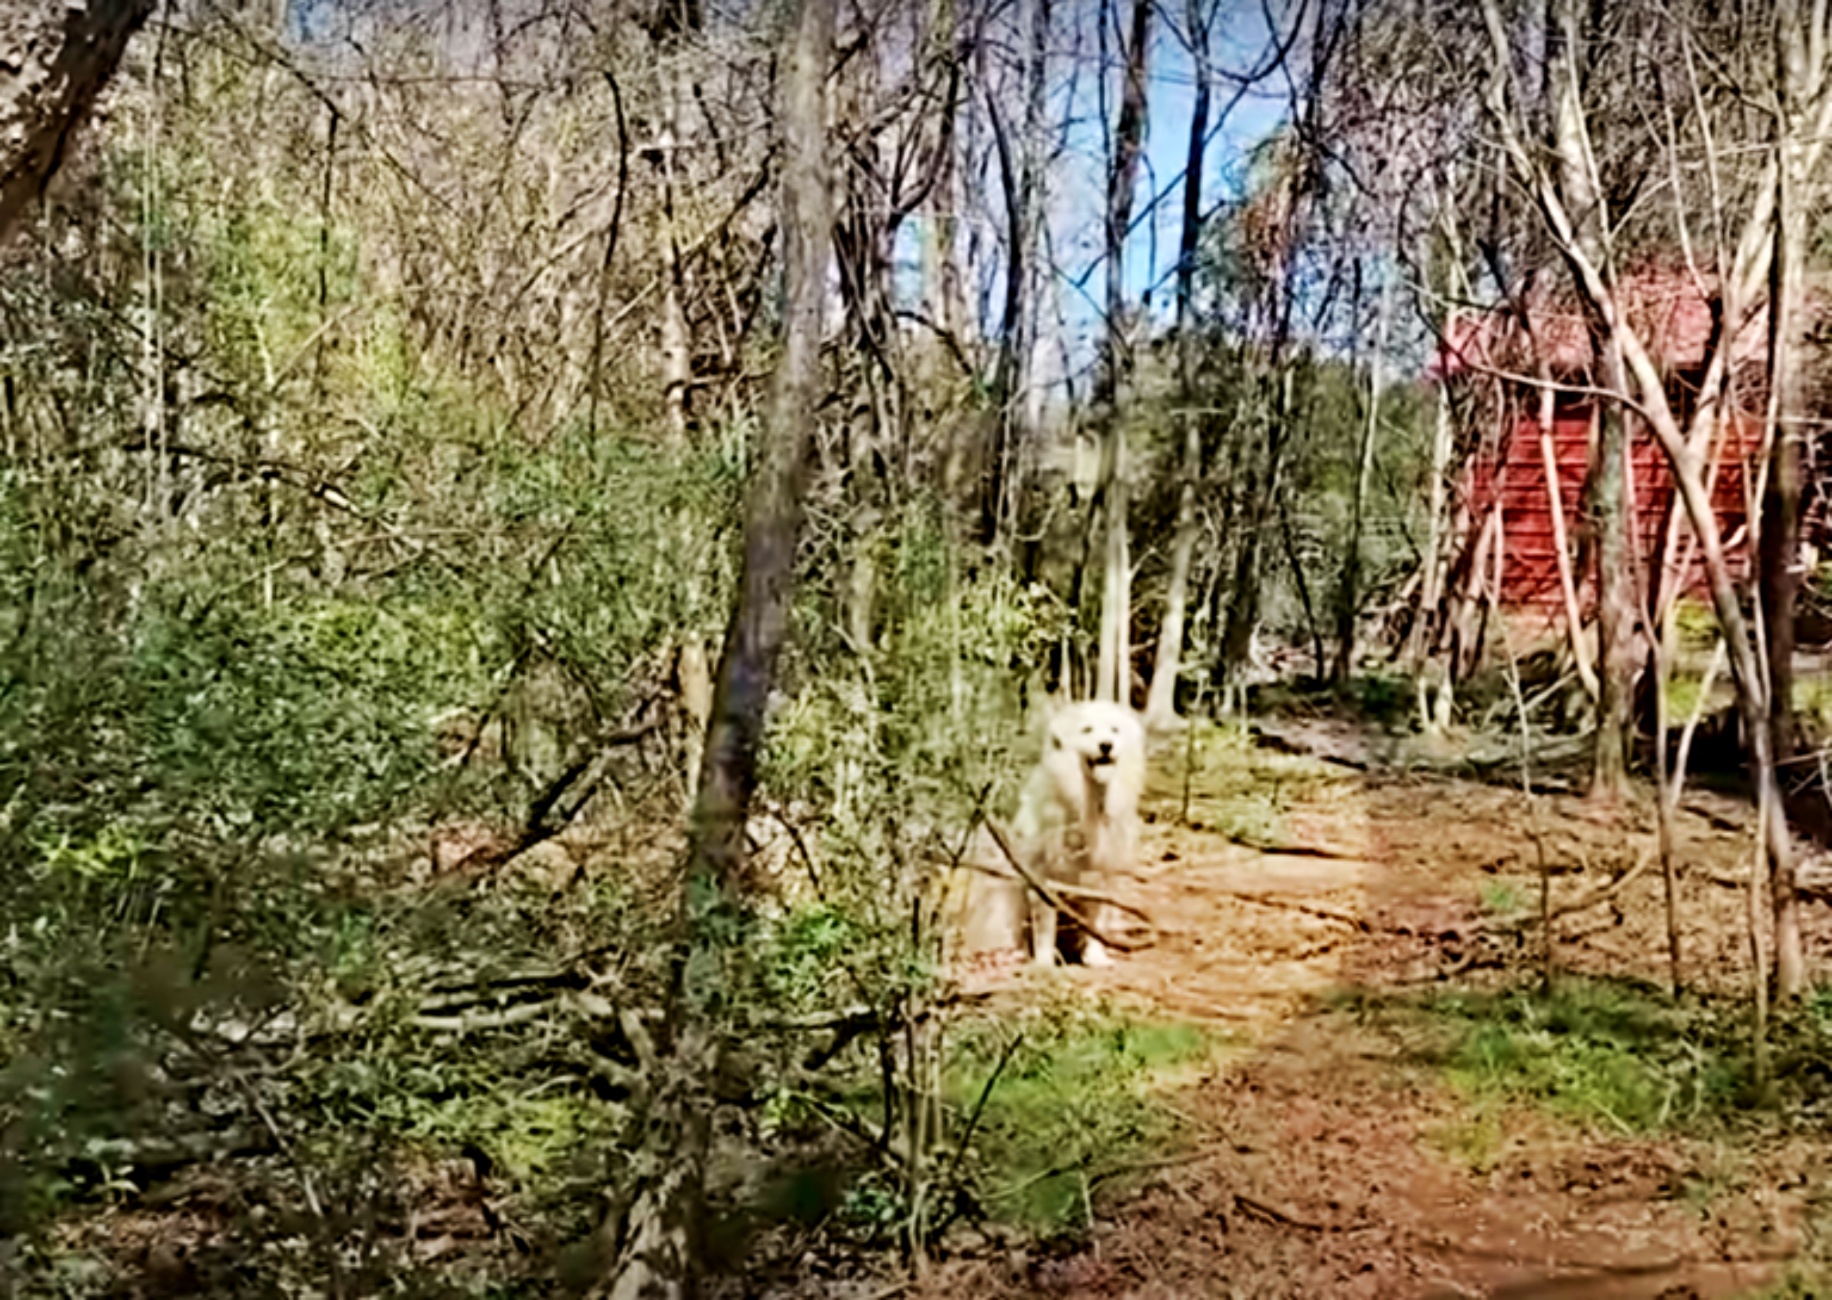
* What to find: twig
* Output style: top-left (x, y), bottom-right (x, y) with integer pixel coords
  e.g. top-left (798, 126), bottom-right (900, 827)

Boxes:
top-left (1255, 842), bottom-right (1359, 861)
top-left (932, 1031), bottom-right (1025, 1233)
top-left (1086, 1144), bottom-right (1234, 1186)
top-left (519, 717), bottom-right (663, 849)
top-left (795, 1092), bottom-right (908, 1167)
top-left (981, 820), bottom-right (1158, 952)
top-left (945, 856), bottom-right (1158, 928)
top-left (1210, 888), bottom-right (1373, 931)
top-left (1486, 846), bottom-right (1657, 933)
top-left (1233, 1193), bottom-right (1378, 1235)
top-left (761, 801), bottom-right (824, 898)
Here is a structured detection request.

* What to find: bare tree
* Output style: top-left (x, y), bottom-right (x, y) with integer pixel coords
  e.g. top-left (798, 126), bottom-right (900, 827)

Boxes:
top-left (1090, 0), bottom-right (1151, 706)
top-left (1333, 269), bottom-right (1390, 681)
top-left (0, 0), bottom-right (152, 245)
top-left (593, 0), bottom-right (835, 1290)
top-left (1143, 0), bottom-right (1213, 727)
top-left (1144, 0), bottom-right (1299, 725)
top-left (1758, 0), bottom-right (1818, 796)
top-left (981, 0), bottom-right (1053, 548)
top-left (1545, 0), bottom-right (1636, 799)
top-left (652, 0), bottom-right (701, 441)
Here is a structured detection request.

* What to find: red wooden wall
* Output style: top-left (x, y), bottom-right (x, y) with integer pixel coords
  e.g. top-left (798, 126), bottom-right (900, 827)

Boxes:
top-left (1465, 404), bottom-right (1760, 612)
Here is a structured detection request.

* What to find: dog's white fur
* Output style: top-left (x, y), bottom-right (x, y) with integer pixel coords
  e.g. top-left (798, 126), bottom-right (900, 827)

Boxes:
top-left (1013, 699), bottom-right (1147, 967)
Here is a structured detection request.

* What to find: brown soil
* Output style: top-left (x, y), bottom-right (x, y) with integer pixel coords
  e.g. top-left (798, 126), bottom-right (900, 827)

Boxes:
top-left (920, 726), bottom-right (1832, 1300)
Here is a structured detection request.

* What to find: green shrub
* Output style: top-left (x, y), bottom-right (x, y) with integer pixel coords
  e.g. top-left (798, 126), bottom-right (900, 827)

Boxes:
top-left (1422, 981), bottom-right (1745, 1132)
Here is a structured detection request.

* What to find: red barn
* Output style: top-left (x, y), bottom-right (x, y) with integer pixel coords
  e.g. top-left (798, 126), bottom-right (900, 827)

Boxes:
top-left (1436, 269), bottom-right (1770, 617)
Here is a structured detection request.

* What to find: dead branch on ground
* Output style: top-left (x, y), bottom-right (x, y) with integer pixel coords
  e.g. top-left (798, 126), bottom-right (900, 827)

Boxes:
top-left (980, 819), bottom-right (1160, 952)
top-left (1486, 846), bottom-right (1657, 934)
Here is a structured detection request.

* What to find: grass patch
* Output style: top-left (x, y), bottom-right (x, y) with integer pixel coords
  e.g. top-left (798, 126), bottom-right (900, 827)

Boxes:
top-left (943, 1001), bottom-right (1229, 1234)
top-left (1158, 719), bottom-right (1343, 849)
top-left (1794, 674), bottom-right (1832, 733)
top-left (1426, 1101), bottom-right (1509, 1173)
top-left (1357, 979), bottom-right (1749, 1136)
top-left (1665, 673), bottom-right (1707, 726)
top-left (1656, 654), bottom-right (1832, 730)
top-left (1478, 880), bottom-right (1525, 916)
top-left (1438, 982), bottom-right (1745, 1132)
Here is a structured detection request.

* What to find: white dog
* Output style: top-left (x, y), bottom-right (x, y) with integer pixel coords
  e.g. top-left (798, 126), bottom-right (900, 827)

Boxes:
top-left (1014, 699), bottom-right (1147, 967)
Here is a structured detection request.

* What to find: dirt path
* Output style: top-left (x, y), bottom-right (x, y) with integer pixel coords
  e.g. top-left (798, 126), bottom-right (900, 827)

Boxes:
top-left (928, 729), bottom-right (1832, 1300)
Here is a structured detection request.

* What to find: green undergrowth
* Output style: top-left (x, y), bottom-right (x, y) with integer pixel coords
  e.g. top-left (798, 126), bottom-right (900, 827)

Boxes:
top-left (1160, 719), bottom-right (1345, 850)
top-left (1429, 982), bottom-right (1742, 1133)
top-left (1249, 672), bottom-right (1415, 729)
top-left (1347, 978), bottom-right (1832, 1150)
top-left (1477, 880), bottom-right (1525, 916)
top-left (940, 1000), bottom-right (1230, 1234)
top-left (809, 999), bottom-right (1233, 1244)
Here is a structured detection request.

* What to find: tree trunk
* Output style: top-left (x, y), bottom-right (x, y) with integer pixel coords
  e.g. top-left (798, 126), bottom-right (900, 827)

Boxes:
top-left (655, 0), bottom-right (699, 441)
top-left (1218, 365), bottom-right (1294, 700)
top-left (1760, 6), bottom-right (1812, 996)
top-left (591, 0), bottom-right (834, 1289)
top-left (691, 0), bottom-right (832, 895)
top-left (979, 0), bottom-right (1051, 546)
top-left (1093, 0), bottom-right (1151, 705)
top-left (0, 0), bottom-right (153, 245)
top-left (1538, 386), bottom-right (1599, 701)
top-left (1144, 0), bottom-right (1211, 729)
top-left (1334, 272), bottom-right (1389, 683)
top-left (1589, 348), bottom-right (1634, 799)
top-left (1543, 0), bottom-right (1631, 797)
top-left (1407, 195), bottom-right (1461, 679)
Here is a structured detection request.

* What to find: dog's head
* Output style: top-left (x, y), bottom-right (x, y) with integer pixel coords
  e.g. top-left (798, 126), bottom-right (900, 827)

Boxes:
top-left (1048, 701), bottom-right (1138, 786)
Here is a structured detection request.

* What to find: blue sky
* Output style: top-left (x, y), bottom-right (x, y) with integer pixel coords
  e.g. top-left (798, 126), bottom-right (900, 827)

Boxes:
top-left (1115, 3), bottom-right (1292, 305)
top-left (285, 0), bottom-right (1295, 390)
top-left (1031, 0), bottom-right (1295, 393)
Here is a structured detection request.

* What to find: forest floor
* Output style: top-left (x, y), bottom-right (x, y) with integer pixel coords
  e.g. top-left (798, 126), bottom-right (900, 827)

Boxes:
top-left (48, 715), bottom-right (1832, 1299)
top-left (908, 720), bottom-right (1832, 1300)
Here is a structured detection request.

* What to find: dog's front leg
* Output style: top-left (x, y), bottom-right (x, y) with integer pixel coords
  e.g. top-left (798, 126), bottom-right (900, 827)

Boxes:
top-left (1028, 887), bottom-right (1059, 966)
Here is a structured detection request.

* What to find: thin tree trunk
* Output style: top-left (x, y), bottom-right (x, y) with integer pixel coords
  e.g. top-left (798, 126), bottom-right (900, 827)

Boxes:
top-left (1145, 0), bottom-right (1211, 727)
top-left (1219, 363), bottom-right (1294, 700)
top-left (1098, 439), bottom-right (1133, 704)
top-left (656, 0), bottom-right (697, 441)
top-left (1759, 9), bottom-right (1811, 994)
top-left (1407, 195), bottom-right (1461, 676)
top-left (591, 0), bottom-right (835, 1290)
top-left (692, 11), bottom-right (832, 892)
top-left (1652, 623), bottom-right (1680, 993)
top-left (980, 0), bottom-right (1052, 546)
top-left (1094, 0), bottom-right (1152, 704)
top-left (0, 0), bottom-right (153, 246)
top-left (1538, 382), bottom-right (1599, 700)
top-left (1590, 348), bottom-right (1634, 799)
top-left (1542, 0), bottom-right (1631, 796)
top-left (1412, 365), bottom-right (1455, 661)
top-left (1413, 375), bottom-right (1458, 733)
top-left (1334, 273), bottom-right (1390, 682)
top-left (1281, 492), bottom-right (1326, 681)
top-left (924, 0), bottom-right (965, 349)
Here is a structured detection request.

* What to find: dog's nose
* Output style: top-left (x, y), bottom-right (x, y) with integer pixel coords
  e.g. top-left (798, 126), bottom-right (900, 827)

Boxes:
top-left (1097, 739), bottom-right (1113, 759)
